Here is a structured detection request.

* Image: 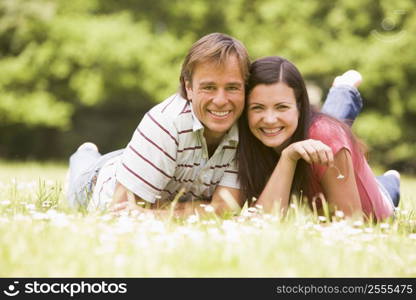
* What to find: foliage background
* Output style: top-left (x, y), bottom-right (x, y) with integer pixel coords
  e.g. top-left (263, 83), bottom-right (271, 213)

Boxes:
top-left (0, 0), bottom-right (415, 172)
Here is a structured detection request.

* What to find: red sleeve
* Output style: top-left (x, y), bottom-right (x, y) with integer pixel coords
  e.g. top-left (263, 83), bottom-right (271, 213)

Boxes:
top-left (308, 116), bottom-right (352, 181)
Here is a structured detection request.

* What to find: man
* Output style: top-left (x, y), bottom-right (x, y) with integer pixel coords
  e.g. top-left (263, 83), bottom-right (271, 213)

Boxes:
top-left (66, 33), bottom-right (249, 216)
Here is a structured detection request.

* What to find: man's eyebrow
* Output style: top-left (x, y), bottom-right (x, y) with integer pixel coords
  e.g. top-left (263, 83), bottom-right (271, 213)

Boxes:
top-left (226, 82), bottom-right (243, 86)
top-left (198, 81), bottom-right (243, 87)
top-left (199, 81), bottom-right (216, 85)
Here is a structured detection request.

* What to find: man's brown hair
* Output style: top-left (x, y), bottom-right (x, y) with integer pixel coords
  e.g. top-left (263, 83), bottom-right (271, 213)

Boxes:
top-left (179, 33), bottom-right (250, 99)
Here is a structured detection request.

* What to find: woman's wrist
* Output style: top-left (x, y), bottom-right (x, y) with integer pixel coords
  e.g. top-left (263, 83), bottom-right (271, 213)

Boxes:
top-left (280, 146), bottom-right (299, 164)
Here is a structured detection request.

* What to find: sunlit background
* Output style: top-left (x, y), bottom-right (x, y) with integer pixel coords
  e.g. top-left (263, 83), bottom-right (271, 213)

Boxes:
top-left (0, 0), bottom-right (415, 173)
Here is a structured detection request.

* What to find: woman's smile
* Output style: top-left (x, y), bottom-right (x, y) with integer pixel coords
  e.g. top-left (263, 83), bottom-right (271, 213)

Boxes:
top-left (248, 82), bottom-right (299, 149)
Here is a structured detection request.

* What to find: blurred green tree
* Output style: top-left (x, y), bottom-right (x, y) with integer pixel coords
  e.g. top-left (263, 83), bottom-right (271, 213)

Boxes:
top-left (0, 0), bottom-right (415, 172)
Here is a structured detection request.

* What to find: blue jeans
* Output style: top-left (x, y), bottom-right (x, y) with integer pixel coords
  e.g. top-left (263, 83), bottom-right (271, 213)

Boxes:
top-left (321, 85), bottom-right (400, 208)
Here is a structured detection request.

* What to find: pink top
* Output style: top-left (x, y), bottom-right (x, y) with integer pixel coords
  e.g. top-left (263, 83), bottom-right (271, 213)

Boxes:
top-left (308, 115), bottom-right (393, 220)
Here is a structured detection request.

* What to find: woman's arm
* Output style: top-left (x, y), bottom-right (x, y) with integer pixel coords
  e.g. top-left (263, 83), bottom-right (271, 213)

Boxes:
top-left (257, 139), bottom-right (334, 215)
top-left (319, 148), bottom-right (363, 217)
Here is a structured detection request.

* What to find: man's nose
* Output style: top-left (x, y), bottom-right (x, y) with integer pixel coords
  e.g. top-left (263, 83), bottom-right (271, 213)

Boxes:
top-left (212, 89), bottom-right (227, 106)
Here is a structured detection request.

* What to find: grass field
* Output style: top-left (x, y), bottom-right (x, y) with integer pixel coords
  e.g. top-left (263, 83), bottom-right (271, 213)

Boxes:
top-left (0, 161), bottom-right (415, 277)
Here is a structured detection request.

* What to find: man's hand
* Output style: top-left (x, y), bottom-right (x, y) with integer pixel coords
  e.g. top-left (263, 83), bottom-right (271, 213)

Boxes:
top-left (110, 188), bottom-right (144, 214)
top-left (109, 182), bottom-right (145, 215)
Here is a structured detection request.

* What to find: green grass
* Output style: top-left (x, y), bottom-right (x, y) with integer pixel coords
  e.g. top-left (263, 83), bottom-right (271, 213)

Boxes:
top-left (0, 161), bottom-right (415, 277)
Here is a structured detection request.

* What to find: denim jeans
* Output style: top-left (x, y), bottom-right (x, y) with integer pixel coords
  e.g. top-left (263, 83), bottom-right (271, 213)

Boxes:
top-left (321, 85), bottom-right (400, 208)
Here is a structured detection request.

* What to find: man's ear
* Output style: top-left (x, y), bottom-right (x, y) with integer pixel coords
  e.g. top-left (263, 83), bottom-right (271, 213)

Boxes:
top-left (185, 81), bottom-right (193, 101)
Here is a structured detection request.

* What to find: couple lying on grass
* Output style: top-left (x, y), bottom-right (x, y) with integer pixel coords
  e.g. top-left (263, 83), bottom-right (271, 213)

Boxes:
top-left (66, 33), bottom-right (400, 222)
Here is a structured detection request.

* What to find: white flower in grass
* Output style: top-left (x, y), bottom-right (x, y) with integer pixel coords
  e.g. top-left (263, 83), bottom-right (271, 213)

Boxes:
top-left (100, 214), bottom-right (112, 222)
top-left (361, 234), bottom-right (376, 242)
top-left (207, 227), bottom-right (221, 240)
top-left (344, 227), bottom-right (363, 236)
top-left (187, 214), bottom-right (199, 224)
top-left (201, 220), bottom-right (216, 225)
top-left (247, 207), bottom-right (258, 214)
top-left (50, 214), bottom-right (70, 228)
top-left (32, 212), bottom-right (48, 220)
top-left (113, 216), bottom-right (135, 234)
top-left (263, 214), bottom-right (279, 222)
top-left (148, 220), bottom-right (166, 234)
top-left (408, 234), bottom-right (416, 240)
top-left (0, 217), bottom-right (9, 223)
top-left (251, 217), bottom-right (266, 228)
top-left (313, 224), bottom-right (324, 231)
top-left (26, 204), bottom-right (36, 211)
top-left (364, 227), bottom-right (374, 234)
top-left (353, 220), bottom-right (363, 227)
top-left (335, 210), bottom-right (345, 218)
top-left (398, 209), bottom-right (408, 215)
top-left (380, 223), bottom-right (390, 230)
top-left (29, 181), bottom-right (37, 188)
top-left (318, 216), bottom-right (327, 222)
top-left (203, 205), bottom-right (215, 213)
top-left (46, 208), bottom-right (57, 214)
top-left (130, 210), bottom-right (141, 218)
top-left (13, 214), bottom-right (31, 221)
top-left (114, 254), bottom-right (126, 267)
top-left (323, 239), bottom-right (333, 246)
top-left (0, 200), bottom-right (11, 206)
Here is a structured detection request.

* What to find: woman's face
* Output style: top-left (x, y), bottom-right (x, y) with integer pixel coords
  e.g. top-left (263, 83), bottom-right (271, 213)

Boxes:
top-left (247, 82), bottom-right (299, 151)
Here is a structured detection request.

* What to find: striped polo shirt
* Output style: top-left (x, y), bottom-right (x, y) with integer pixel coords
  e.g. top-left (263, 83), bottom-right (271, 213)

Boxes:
top-left (88, 94), bottom-right (240, 210)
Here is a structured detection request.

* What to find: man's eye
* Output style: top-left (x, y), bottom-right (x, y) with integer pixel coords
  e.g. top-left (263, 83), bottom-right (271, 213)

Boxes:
top-left (203, 86), bottom-right (215, 91)
top-left (227, 86), bottom-right (239, 91)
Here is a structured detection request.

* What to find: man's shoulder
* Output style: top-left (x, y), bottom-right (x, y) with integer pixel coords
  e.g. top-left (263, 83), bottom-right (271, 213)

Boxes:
top-left (145, 94), bottom-right (193, 131)
top-left (151, 94), bottom-right (191, 118)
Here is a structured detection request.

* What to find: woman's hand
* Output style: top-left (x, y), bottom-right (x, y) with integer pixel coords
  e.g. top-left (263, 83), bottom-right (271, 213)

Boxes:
top-left (281, 139), bottom-right (334, 167)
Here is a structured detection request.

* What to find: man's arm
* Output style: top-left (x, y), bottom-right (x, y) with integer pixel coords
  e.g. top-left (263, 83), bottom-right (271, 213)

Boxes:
top-left (110, 182), bottom-right (243, 218)
top-left (211, 185), bottom-right (244, 216)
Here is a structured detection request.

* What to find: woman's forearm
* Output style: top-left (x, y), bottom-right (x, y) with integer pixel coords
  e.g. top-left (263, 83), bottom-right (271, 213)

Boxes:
top-left (256, 154), bottom-right (297, 215)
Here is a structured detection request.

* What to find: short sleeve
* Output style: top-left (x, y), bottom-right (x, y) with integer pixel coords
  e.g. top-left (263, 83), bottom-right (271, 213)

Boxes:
top-left (116, 109), bottom-right (178, 203)
top-left (309, 117), bottom-right (352, 181)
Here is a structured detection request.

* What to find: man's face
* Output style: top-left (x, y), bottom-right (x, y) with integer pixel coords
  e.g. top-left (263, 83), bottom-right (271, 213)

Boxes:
top-left (185, 55), bottom-right (245, 144)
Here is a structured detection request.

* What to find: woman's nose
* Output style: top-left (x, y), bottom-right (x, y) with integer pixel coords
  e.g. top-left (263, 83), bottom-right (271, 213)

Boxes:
top-left (262, 111), bottom-right (277, 123)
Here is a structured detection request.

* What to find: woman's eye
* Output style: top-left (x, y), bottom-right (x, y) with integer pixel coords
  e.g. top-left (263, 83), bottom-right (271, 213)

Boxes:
top-left (277, 105), bottom-right (289, 110)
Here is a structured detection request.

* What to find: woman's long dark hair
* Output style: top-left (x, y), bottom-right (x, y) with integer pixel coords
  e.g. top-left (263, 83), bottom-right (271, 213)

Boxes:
top-left (237, 56), bottom-right (312, 203)
top-left (237, 56), bottom-right (362, 204)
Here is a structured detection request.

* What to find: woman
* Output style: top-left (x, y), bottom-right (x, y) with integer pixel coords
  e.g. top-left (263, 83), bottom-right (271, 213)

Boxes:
top-left (237, 56), bottom-right (400, 220)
